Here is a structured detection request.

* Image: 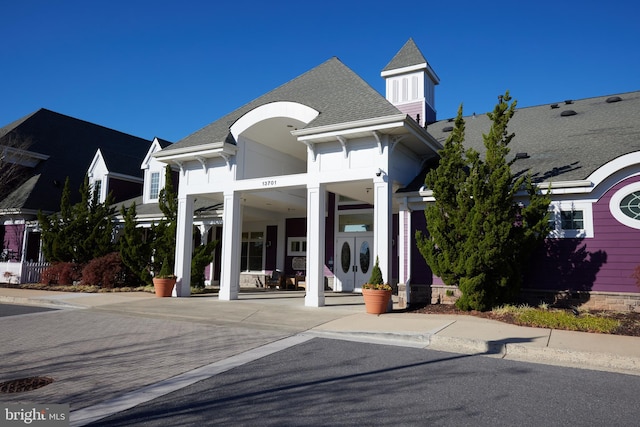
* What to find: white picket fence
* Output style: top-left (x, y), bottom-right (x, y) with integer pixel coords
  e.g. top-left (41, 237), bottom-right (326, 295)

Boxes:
top-left (0, 261), bottom-right (49, 284)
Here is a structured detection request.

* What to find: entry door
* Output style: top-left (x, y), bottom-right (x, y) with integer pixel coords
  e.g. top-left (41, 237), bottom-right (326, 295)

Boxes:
top-left (335, 235), bottom-right (373, 292)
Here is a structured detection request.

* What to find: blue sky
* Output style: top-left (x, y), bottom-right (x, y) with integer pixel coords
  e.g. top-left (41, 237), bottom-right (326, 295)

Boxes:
top-left (2, 1), bottom-right (639, 143)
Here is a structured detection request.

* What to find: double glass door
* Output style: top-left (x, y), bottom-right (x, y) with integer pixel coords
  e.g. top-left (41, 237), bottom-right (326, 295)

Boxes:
top-left (335, 234), bottom-right (373, 292)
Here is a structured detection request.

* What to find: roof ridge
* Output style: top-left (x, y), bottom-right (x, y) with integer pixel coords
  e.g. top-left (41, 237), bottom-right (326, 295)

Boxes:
top-left (382, 37), bottom-right (428, 72)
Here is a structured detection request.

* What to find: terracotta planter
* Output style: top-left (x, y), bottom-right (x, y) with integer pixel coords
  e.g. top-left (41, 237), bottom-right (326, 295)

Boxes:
top-left (362, 288), bottom-right (392, 314)
top-left (152, 277), bottom-right (176, 297)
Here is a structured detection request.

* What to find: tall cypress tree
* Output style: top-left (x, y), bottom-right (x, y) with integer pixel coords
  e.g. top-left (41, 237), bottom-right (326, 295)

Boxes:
top-left (417, 92), bottom-right (550, 311)
top-left (119, 202), bottom-right (153, 285)
top-left (39, 177), bottom-right (74, 262)
top-left (39, 176), bottom-right (115, 264)
top-left (416, 105), bottom-right (471, 287)
top-left (73, 176), bottom-right (116, 264)
top-left (153, 165), bottom-right (177, 274)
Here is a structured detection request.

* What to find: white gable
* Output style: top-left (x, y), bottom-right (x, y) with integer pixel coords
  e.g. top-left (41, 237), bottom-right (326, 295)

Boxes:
top-left (87, 149), bottom-right (108, 203)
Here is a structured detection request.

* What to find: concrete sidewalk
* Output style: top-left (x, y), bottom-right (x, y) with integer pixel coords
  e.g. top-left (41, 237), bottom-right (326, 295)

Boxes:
top-left (2, 287), bottom-right (640, 376)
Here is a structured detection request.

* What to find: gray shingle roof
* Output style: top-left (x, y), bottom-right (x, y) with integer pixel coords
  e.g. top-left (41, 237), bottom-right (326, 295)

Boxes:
top-left (115, 195), bottom-right (223, 220)
top-left (0, 109), bottom-right (153, 213)
top-left (425, 91), bottom-right (640, 184)
top-left (163, 57), bottom-right (402, 153)
top-left (382, 38), bottom-right (428, 72)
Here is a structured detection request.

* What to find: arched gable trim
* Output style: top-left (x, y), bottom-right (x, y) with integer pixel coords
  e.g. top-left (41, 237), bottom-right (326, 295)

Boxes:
top-left (230, 101), bottom-right (319, 141)
top-left (588, 151), bottom-right (640, 189)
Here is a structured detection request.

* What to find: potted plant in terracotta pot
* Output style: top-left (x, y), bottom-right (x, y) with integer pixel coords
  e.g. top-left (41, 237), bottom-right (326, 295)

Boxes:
top-left (152, 256), bottom-right (176, 297)
top-left (362, 256), bottom-right (392, 314)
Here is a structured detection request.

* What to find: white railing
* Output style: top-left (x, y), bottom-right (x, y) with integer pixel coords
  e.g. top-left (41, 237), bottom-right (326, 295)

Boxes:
top-left (0, 261), bottom-right (49, 284)
top-left (22, 262), bottom-right (49, 284)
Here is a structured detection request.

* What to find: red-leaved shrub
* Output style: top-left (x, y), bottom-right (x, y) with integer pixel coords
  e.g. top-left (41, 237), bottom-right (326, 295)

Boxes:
top-left (40, 262), bottom-right (82, 286)
top-left (81, 252), bottom-right (128, 289)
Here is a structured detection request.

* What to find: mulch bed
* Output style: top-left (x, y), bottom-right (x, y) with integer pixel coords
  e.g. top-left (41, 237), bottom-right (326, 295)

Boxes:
top-left (409, 304), bottom-right (640, 337)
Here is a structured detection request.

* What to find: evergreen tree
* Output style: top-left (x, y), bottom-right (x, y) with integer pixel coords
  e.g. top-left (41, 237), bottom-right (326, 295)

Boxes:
top-left (119, 202), bottom-right (153, 285)
top-left (416, 105), bottom-right (472, 287)
top-left (39, 178), bottom-right (71, 262)
top-left (39, 176), bottom-right (116, 264)
top-left (73, 176), bottom-right (116, 264)
top-left (368, 256), bottom-right (384, 285)
top-left (191, 239), bottom-right (218, 289)
top-left (152, 165), bottom-right (177, 274)
top-left (416, 92), bottom-right (550, 311)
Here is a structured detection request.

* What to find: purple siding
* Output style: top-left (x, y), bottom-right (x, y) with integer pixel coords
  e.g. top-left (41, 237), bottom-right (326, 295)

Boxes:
top-left (285, 218), bottom-right (306, 276)
top-left (396, 101), bottom-right (423, 125)
top-left (214, 227), bottom-right (222, 281)
top-left (392, 213), bottom-right (399, 283)
top-left (2, 224), bottom-right (24, 261)
top-left (410, 211), bottom-right (433, 285)
top-left (527, 176), bottom-right (640, 294)
top-left (265, 225), bottom-right (278, 271)
top-left (325, 193), bottom-right (335, 275)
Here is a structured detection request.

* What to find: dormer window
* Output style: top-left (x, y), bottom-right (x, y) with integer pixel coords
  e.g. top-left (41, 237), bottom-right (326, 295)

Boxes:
top-left (149, 172), bottom-right (160, 200)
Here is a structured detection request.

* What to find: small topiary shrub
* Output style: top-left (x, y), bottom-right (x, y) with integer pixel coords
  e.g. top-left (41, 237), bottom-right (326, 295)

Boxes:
top-left (362, 256), bottom-right (392, 290)
top-left (81, 252), bottom-right (127, 289)
top-left (368, 256), bottom-right (384, 285)
top-left (40, 262), bottom-right (81, 286)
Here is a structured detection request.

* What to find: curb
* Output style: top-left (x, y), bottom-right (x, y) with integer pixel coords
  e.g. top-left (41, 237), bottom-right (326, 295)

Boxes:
top-left (429, 335), bottom-right (640, 376)
top-left (428, 335), bottom-right (506, 355)
top-left (307, 330), bottom-right (431, 348)
top-left (0, 295), bottom-right (85, 309)
top-left (504, 343), bottom-right (640, 375)
top-left (311, 330), bottom-right (640, 376)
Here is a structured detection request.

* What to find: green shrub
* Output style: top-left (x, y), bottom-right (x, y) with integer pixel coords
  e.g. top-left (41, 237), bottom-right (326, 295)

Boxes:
top-left (494, 305), bottom-right (621, 333)
top-left (368, 256), bottom-right (384, 285)
top-left (191, 240), bottom-right (218, 289)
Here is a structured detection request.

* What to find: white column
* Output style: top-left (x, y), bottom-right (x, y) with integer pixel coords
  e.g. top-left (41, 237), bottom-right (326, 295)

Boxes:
top-left (373, 175), bottom-right (392, 284)
top-left (398, 201), bottom-right (412, 305)
top-left (219, 191), bottom-right (242, 300)
top-left (398, 200), bottom-right (412, 285)
top-left (202, 224), bottom-right (213, 285)
top-left (305, 183), bottom-right (326, 307)
top-left (174, 195), bottom-right (194, 297)
top-left (20, 223), bottom-right (29, 262)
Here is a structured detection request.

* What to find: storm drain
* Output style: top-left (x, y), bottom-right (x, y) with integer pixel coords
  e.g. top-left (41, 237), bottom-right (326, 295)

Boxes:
top-left (0, 376), bottom-right (54, 393)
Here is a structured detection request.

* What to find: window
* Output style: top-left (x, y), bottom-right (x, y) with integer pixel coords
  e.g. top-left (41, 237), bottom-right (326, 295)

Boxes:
top-left (93, 179), bottom-right (102, 200)
top-left (241, 231), bottom-right (263, 271)
top-left (561, 210), bottom-right (584, 230)
top-left (338, 211), bottom-right (374, 233)
top-left (610, 182), bottom-right (640, 229)
top-left (548, 201), bottom-right (593, 238)
top-left (149, 172), bottom-right (160, 199)
top-left (288, 238), bottom-right (307, 256)
top-left (620, 191), bottom-right (640, 220)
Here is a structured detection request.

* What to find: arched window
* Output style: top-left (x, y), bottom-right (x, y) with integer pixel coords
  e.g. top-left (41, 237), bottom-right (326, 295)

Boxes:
top-left (610, 182), bottom-right (640, 229)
